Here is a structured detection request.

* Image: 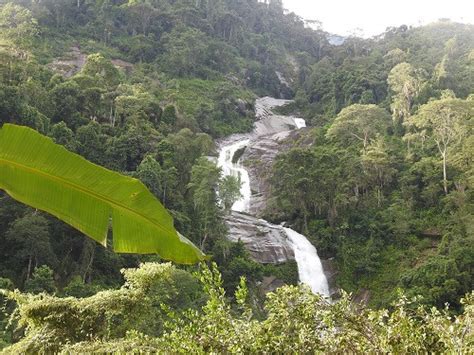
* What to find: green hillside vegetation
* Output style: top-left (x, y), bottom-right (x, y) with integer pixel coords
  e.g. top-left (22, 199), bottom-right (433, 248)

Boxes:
top-left (0, 0), bottom-right (473, 351)
top-left (268, 23), bottom-right (474, 310)
top-left (2, 263), bottom-right (473, 353)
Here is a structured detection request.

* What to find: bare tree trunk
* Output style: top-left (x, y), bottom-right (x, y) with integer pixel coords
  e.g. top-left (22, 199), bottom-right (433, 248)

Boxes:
top-left (26, 254), bottom-right (32, 281)
top-left (377, 188), bottom-right (382, 207)
top-left (303, 212), bottom-right (308, 234)
top-left (80, 239), bottom-right (95, 282)
top-left (110, 105), bottom-right (114, 126)
top-left (84, 247), bottom-right (95, 283)
top-left (442, 151), bottom-right (448, 195)
top-left (162, 181), bottom-right (167, 207)
top-left (200, 233), bottom-right (208, 251)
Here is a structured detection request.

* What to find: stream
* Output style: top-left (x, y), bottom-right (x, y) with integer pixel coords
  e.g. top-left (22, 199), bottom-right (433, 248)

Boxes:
top-left (218, 97), bottom-right (330, 297)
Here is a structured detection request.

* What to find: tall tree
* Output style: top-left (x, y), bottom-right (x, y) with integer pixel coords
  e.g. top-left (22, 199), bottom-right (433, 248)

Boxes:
top-left (187, 157), bottom-right (223, 251)
top-left (5, 213), bottom-right (55, 283)
top-left (219, 175), bottom-right (241, 213)
top-left (388, 63), bottom-right (424, 130)
top-left (0, 3), bottom-right (39, 48)
top-left (361, 137), bottom-right (397, 206)
top-left (404, 95), bottom-right (473, 194)
top-left (326, 104), bottom-right (391, 150)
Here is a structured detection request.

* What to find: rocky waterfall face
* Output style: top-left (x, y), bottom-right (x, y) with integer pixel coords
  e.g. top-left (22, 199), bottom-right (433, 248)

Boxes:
top-left (218, 97), bottom-right (330, 297)
top-left (217, 139), bottom-right (251, 213)
top-left (284, 227), bottom-right (330, 295)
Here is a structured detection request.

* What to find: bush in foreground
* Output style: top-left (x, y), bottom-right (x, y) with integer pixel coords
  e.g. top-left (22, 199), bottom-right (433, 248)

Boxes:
top-left (1, 263), bottom-right (472, 353)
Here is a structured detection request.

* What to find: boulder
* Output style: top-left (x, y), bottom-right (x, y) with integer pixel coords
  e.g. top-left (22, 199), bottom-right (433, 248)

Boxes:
top-left (225, 212), bottom-right (294, 264)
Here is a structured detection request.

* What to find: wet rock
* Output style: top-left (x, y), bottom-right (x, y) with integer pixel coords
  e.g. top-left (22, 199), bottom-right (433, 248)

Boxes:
top-left (225, 212), bottom-right (295, 264)
top-left (259, 276), bottom-right (286, 295)
top-left (219, 97), bottom-right (308, 263)
top-left (353, 288), bottom-right (371, 306)
top-left (244, 134), bottom-right (287, 216)
top-left (321, 258), bottom-right (339, 298)
top-left (254, 96), bottom-right (292, 120)
top-left (220, 96), bottom-right (334, 299)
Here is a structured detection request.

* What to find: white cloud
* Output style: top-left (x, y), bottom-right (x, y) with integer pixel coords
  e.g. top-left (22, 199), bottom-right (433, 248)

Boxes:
top-left (283, 0), bottom-right (474, 37)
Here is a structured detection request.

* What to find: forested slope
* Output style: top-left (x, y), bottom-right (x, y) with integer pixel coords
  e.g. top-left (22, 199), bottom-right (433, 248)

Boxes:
top-left (267, 20), bottom-right (474, 309)
top-left (1, 0), bottom-right (319, 291)
top-left (0, 0), bottom-right (473, 351)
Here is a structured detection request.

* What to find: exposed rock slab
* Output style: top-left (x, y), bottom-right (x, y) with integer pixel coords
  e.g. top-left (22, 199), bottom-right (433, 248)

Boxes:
top-left (219, 97), bottom-right (336, 295)
top-left (48, 47), bottom-right (134, 77)
top-left (255, 96), bottom-right (292, 119)
top-left (246, 98), bottom-right (303, 216)
top-left (225, 212), bottom-right (294, 264)
top-left (259, 276), bottom-right (286, 294)
top-left (244, 133), bottom-right (287, 216)
top-left (48, 46), bottom-right (87, 77)
top-left (321, 258), bottom-right (339, 298)
top-left (218, 97), bottom-right (306, 264)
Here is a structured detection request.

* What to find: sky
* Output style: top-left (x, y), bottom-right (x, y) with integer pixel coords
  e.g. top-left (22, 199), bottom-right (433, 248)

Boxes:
top-left (282, 0), bottom-right (474, 37)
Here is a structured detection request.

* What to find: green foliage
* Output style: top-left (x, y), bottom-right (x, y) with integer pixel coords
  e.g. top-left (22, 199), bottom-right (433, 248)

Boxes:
top-left (269, 23), bottom-right (473, 308)
top-left (0, 277), bottom-right (14, 349)
top-left (404, 96), bottom-right (473, 194)
top-left (4, 264), bottom-right (472, 353)
top-left (219, 175), bottom-right (242, 212)
top-left (187, 157), bottom-right (224, 251)
top-left (4, 213), bottom-right (56, 284)
top-left (160, 78), bottom-right (255, 137)
top-left (161, 105), bottom-right (177, 126)
top-left (0, 124), bottom-right (204, 263)
top-left (81, 53), bottom-right (121, 88)
top-left (0, 278), bottom-right (13, 291)
top-left (262, 261), bottom-right (299, 286)
top-left (61, 276), bottom-right (102, 298)
top-left (24, 265), bottom-right (56, 295)
top-left (326, 104), bottom-right (391, 149)
top-left (3, 263), bottom-right (204, 353)
top-left (388, 62), bottom-right (425, 127)
top-left (0, 1), bottom-right (473, 349)
top-left (271, 112), bottom-right (473, 308)
top-left (136, 155), bottom-right (164, 199)
top-left (0, 3), bottom-right (39, 47)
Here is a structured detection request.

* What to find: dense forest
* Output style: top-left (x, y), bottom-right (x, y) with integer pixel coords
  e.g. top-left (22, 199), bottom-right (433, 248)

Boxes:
top-left (0, 0), bottom-right (473, 352)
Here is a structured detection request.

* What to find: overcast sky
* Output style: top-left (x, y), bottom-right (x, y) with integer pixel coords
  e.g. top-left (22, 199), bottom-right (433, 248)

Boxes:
top-left (282, 0), bottom-right (474, 37)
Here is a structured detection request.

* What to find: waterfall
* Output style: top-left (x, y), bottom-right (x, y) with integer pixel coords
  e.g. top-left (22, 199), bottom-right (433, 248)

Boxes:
top-left (218, 102), bottom-right (330, 297)
top-left (284, 228), bottom-right (329, 295)
top-left (293, 118), bottom-right (306, 129)
top-left (217, 139), bottom-right (251, 212)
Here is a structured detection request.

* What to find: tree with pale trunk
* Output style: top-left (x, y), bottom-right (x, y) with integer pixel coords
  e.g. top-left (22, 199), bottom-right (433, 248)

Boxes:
top-left (361, 136), bottom-right (397, 207)
top-left (388, 63), bottom-right (424, 128)
top-left (404, 95), bottom-right (473, 195)
top-left (326, 104), bottom-right (391, 151)
top-left (0, 3), bottom-right (39, 47)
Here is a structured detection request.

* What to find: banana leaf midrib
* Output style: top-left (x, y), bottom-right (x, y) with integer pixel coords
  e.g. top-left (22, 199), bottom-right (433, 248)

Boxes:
top-left (0, 157), bottom-right (176, 236)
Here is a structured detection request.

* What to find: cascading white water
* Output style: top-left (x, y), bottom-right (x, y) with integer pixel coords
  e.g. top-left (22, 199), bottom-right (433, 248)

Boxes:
top-left (217, 139), bottom-right (251, 212)
top-left (284, 227), bottom-right (330, 296)
top-left (293, 118), bottom-right (306, 129)
top-left (218, 104), bottom-right (330, 298)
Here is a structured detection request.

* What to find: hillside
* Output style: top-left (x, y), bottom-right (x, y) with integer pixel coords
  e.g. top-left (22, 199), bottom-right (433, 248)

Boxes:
top-left (0, 0), bottom-right (473, 352)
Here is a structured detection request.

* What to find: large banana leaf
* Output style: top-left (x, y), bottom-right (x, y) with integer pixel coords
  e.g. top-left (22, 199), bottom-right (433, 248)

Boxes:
top-left (0, 124), bottom-right (205, 264)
